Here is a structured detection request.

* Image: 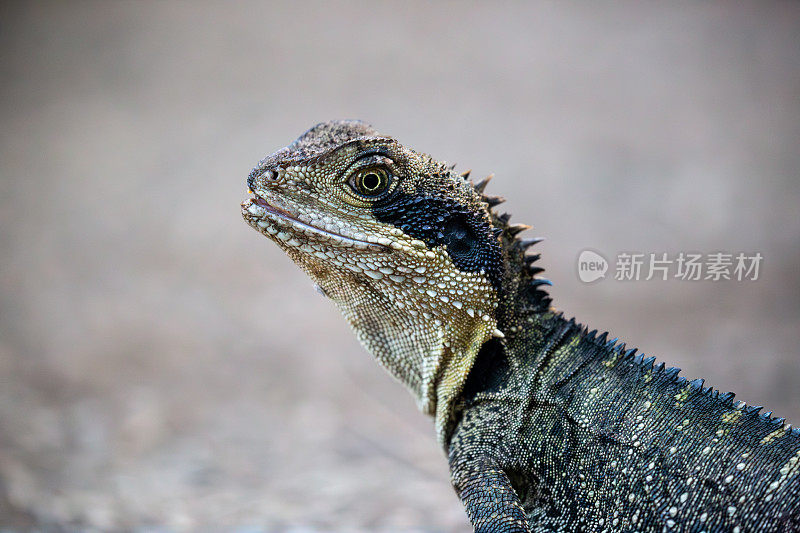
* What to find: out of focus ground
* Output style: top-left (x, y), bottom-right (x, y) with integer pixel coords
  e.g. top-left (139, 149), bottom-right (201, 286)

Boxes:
top-left (1, 2), bottom-right (799, 531)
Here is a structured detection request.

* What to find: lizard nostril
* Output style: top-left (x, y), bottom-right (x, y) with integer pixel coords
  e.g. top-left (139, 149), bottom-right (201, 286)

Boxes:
top-left (247, 168), bottom-right (278, 191)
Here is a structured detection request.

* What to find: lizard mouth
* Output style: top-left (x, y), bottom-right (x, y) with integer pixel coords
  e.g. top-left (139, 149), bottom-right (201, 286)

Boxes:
top-left (242, 194), bottom-right (390, 252)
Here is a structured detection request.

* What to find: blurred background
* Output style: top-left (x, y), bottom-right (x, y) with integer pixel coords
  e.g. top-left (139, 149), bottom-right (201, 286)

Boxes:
top-left (1, 1), bottom-right (798, 531)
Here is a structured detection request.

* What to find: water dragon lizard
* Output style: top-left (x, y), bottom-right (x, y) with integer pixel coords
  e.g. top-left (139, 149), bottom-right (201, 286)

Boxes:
top-left (241, 120), bottom-right (800, 532)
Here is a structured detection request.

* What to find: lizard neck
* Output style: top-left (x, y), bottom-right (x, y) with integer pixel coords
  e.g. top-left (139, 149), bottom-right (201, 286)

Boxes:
top-left (303, 254), bottom-right (498, 447)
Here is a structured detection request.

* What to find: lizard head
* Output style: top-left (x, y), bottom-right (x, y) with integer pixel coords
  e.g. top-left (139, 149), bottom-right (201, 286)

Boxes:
top-left (242, 120), bottom-right (508, 440)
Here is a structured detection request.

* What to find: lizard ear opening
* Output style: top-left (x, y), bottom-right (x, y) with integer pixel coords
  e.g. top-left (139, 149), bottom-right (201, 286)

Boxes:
top-left (441, 214), bottom-right (503, 288)
top-left (443, 218), bottom-right (478, 260)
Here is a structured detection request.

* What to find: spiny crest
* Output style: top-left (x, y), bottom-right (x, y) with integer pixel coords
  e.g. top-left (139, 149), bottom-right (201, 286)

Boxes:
top-left (570, 315), bottom-right (800, 438)
top-left (462, 171), bottom-right (552, 310)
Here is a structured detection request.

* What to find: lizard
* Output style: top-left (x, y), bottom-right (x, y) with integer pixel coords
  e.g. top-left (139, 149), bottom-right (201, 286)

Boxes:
top-left (241, 120), bottom-right (800, 532)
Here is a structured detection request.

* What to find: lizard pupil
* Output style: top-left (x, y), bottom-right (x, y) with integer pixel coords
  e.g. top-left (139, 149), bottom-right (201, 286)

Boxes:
top-left (363, 173), bottom-right (380, 190)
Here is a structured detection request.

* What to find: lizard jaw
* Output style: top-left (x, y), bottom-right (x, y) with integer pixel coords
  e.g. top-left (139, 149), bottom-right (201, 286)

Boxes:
top-left (241, 195), bottom-right (390, 252)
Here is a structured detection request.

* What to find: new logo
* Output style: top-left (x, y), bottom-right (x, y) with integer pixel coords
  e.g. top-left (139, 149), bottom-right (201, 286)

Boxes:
top-left (577, 249), bottom-right (608, 283)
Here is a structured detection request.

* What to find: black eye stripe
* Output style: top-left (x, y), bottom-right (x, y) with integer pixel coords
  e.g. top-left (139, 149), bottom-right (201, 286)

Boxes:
top-left (372, 191), bottom-right (503, 289)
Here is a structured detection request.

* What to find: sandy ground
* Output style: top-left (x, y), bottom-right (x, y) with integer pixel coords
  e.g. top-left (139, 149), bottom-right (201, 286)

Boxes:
top-left (1, 2), bottom-right (799, 531)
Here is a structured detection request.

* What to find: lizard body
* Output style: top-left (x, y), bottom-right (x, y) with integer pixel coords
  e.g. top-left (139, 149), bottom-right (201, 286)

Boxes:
top-left (241, 121), bottom-right (800, 532)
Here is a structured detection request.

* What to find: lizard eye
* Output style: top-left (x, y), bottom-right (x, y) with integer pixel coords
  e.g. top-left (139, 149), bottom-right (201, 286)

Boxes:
top-left (349, 167), bottom-right (391, 197)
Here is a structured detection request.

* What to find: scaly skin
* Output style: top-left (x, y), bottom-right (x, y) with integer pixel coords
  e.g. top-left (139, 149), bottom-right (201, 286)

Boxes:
top-left (241, 121), bottom-right (800, 532)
